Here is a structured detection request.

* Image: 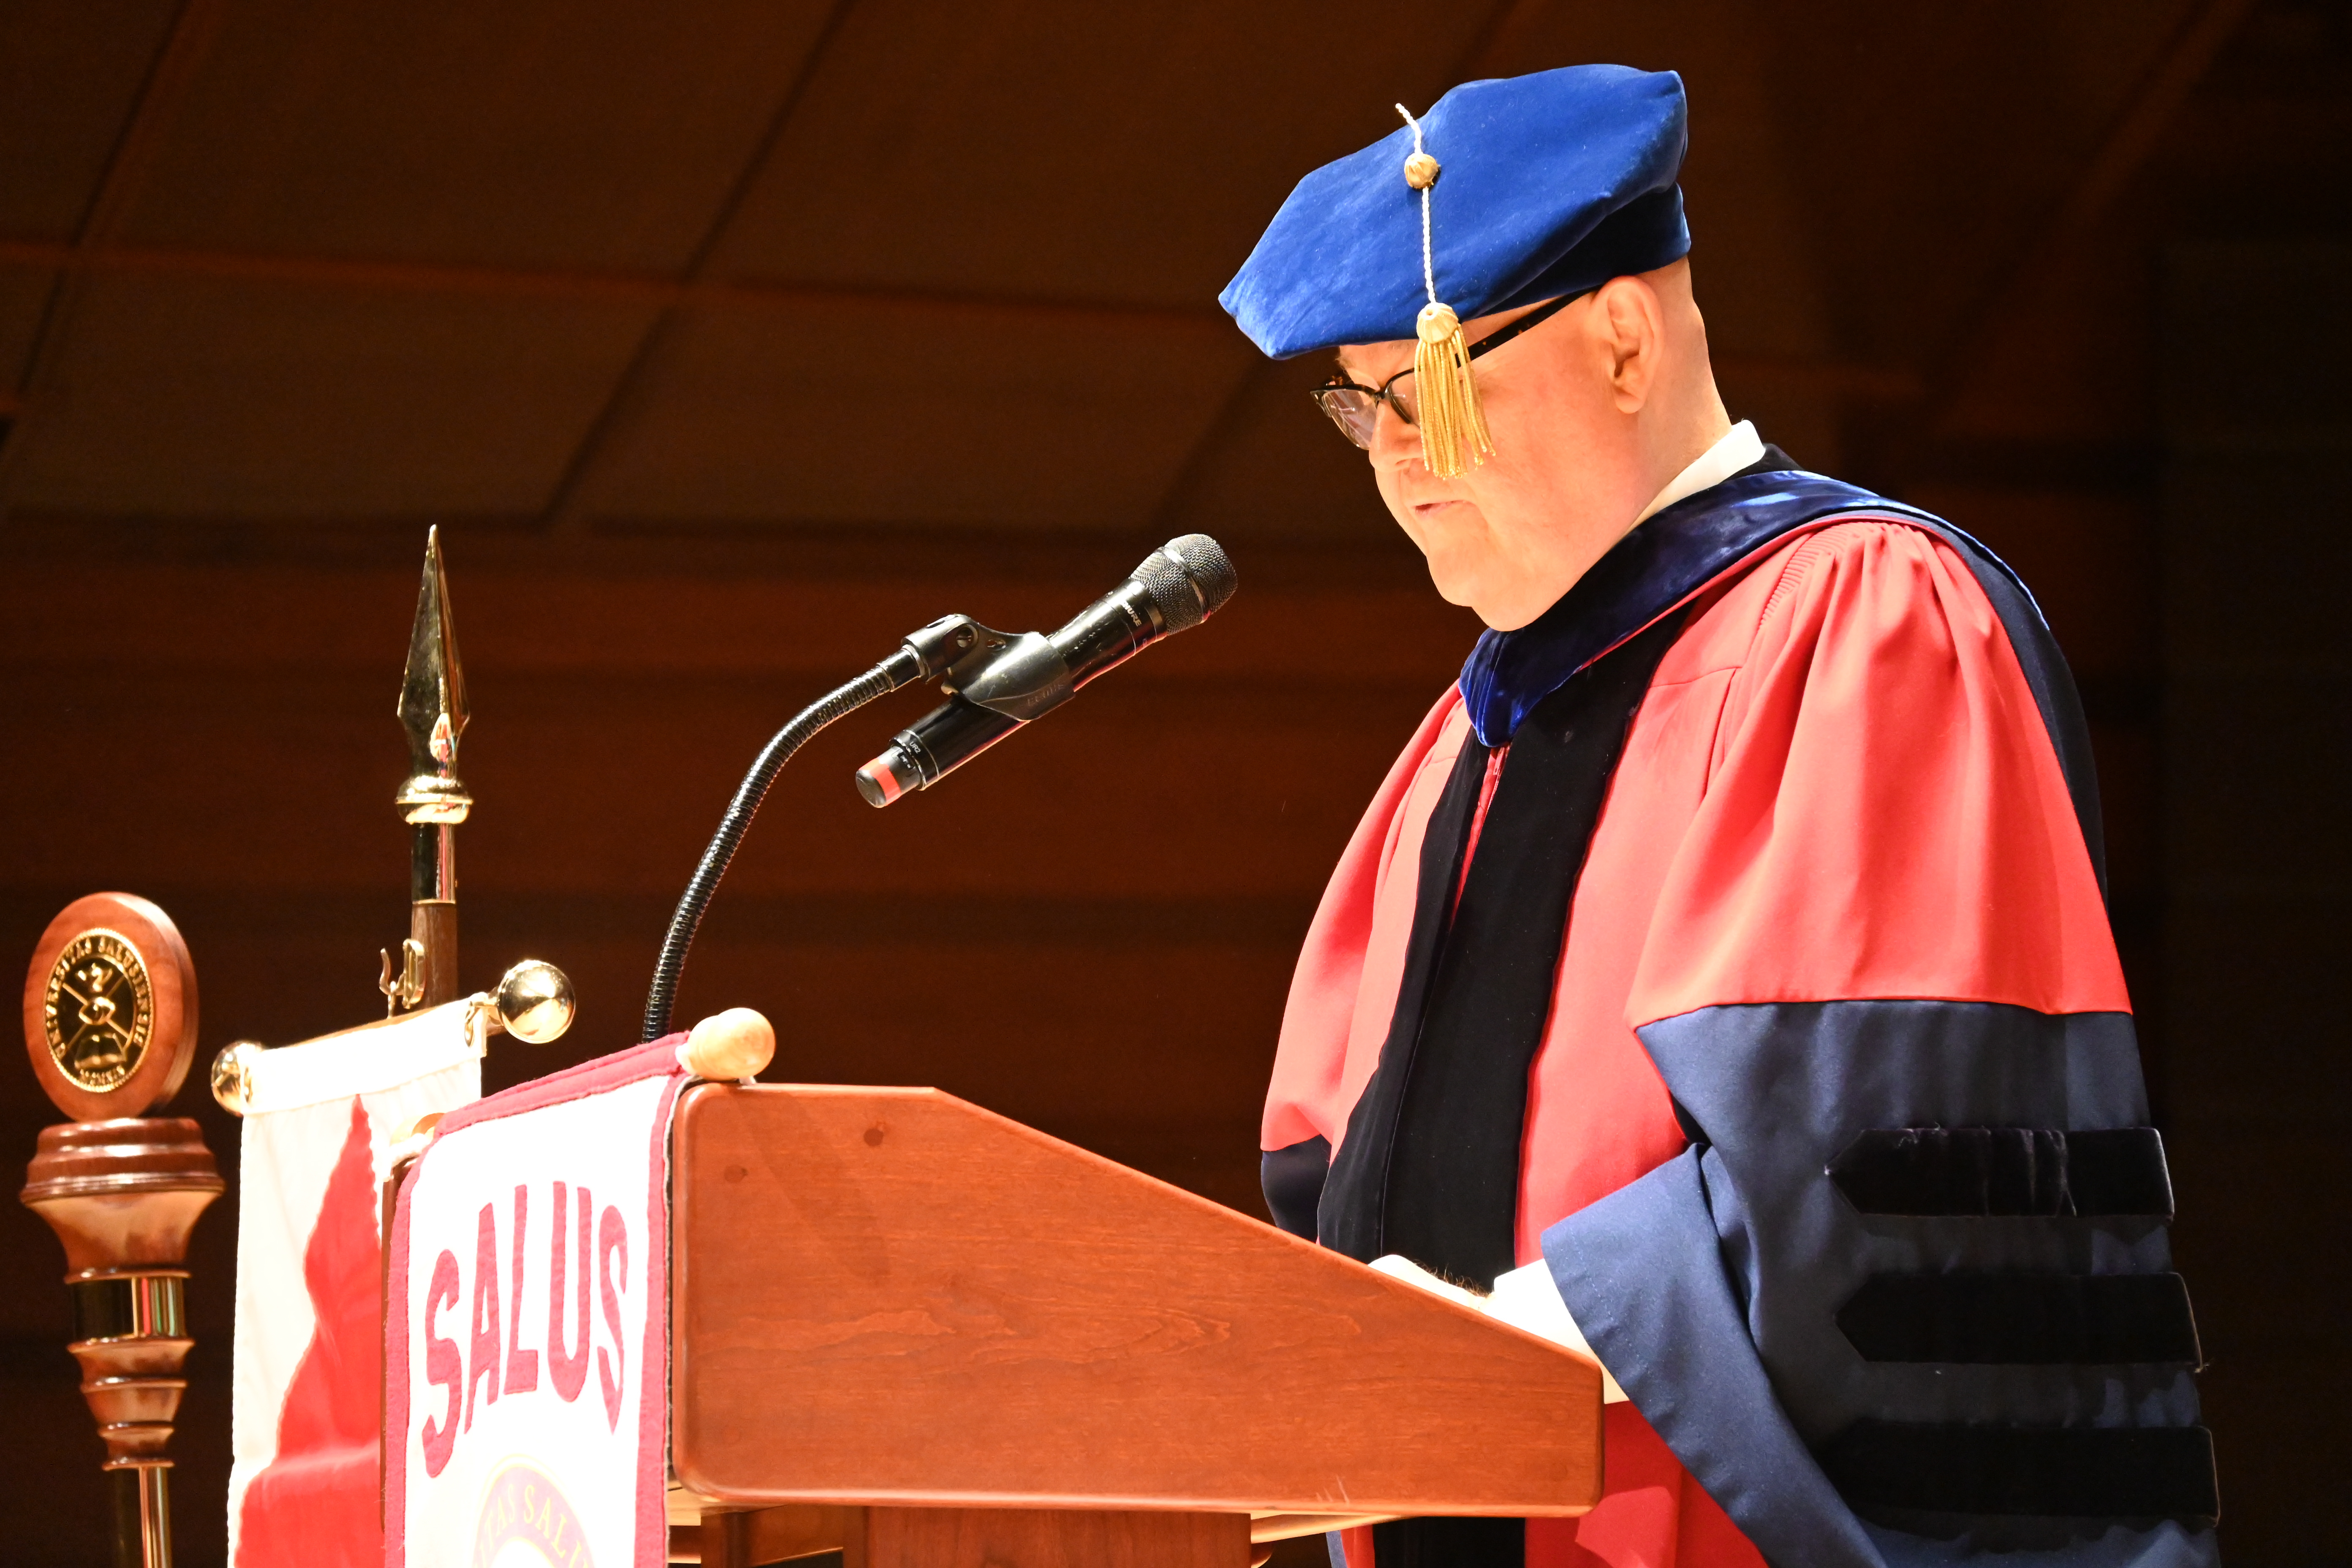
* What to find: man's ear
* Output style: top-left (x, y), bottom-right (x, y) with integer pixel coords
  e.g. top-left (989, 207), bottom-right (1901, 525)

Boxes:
top-left (1593, 275), bottom-right (1666, 412)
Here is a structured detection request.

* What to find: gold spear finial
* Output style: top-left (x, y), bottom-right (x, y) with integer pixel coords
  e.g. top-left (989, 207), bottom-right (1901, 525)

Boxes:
top-left (397, 525), bottom-right (469, 792)
top-left (384, 527), bottom-right (470, 1013)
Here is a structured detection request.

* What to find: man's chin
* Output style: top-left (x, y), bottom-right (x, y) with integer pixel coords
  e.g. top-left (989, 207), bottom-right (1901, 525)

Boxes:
top-left (1419, 556), bottom-right (1491, 616)
top-left (1398, 514), bottom-right (1514, 619)
top-left (1421, 561), bottom-right (1546, 631)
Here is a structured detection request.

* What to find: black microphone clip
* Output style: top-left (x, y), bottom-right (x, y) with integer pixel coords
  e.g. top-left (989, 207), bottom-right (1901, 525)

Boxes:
top-left (890, 612), bottom-right (996, 686)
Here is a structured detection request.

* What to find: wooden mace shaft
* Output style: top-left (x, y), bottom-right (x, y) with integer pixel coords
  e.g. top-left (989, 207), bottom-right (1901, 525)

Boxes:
top-left (22, 1118), bottom-right (223, 1568)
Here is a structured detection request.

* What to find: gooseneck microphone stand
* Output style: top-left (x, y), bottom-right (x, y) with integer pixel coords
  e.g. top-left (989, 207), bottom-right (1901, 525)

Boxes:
top-left (637, 618), bottom-right (975, 1042)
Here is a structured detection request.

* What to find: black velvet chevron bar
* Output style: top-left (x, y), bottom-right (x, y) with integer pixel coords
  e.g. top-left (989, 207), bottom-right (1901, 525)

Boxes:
top-left (1836, 1271), bottom-right (2201, 1364)
top-left (1827, 1127), bottom-right (2173, 1217)
top-left (1260, 1134), bottom-right (1330, 1240)
top-left (1817, 1421), bottom-right (2219, 1521)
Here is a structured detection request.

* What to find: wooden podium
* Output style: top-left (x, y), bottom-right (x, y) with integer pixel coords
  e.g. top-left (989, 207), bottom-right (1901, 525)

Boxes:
top-left (665, 1082), bottom-right (1604, 1567)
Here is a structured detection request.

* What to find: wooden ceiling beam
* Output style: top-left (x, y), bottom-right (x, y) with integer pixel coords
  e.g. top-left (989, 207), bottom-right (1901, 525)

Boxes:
top-left (0, 504), bottom-right (1439, 592)
top-left (0, 235), bottom-right (1218, 330)
top-left (0, 236), bottom-right (1915, 401)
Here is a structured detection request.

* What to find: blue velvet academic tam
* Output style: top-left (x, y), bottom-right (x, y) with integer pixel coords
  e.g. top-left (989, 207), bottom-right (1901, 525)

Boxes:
top-left (1220, 64), bottom-right (1691, 357)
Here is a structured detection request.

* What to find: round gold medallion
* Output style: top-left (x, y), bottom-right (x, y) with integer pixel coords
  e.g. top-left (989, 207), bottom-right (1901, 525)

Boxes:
top-left (42, 929), bottom-right (155, 1093)
top-left (23, 893), bottom-right (199, 1122)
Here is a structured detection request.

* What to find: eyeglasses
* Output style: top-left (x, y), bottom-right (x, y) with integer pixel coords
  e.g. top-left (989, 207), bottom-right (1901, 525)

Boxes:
top-left (1311, 291), bottom-right (1584, 449)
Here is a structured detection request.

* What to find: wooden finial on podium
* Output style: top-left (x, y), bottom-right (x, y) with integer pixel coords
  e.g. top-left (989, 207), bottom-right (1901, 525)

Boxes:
top-left (19, 892), bottom-right (221, 1568)
top-left (680, 1006), bottom-right (776, 1081)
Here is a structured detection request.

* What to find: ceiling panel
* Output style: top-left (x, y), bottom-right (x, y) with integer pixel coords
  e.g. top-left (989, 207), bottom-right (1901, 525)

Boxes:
top-left (9, 274), bottom-right (656, 515)
top-left (707, 0), bottom-right (1511, 309)
top-left (1920, 9), bottom-right (2352, 449)
top-left (573, 299), bottom-right (1253, 531)
top-left (116, 0), bottom-right (837, 272)
top-left (0, 0), bottom-right (179, 240)
top-left (0, 0), bottom-right (2236, 536)
top-left (0, 265), bottom-right (56, 390)
top-left (1753, 0), bottom-right (2202, 369)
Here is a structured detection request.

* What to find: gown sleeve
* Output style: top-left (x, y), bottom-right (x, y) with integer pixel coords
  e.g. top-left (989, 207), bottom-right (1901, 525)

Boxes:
top-left (1539, 522), bottom-right (2217, 1568)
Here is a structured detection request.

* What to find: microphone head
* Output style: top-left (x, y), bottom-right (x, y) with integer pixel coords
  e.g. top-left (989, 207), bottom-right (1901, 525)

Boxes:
top-left (854, 746), bottom-right (916, 807)
top-left (1132, 534), bottom-right (1236, 633)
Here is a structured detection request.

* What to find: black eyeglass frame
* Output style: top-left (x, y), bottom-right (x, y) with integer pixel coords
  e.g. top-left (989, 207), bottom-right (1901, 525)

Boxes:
top-left (1311, 289), bottom-right (1587, 448)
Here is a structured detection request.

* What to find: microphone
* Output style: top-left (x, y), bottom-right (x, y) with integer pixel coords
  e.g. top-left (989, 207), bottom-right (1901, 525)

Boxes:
top-left (855, 534), bottom-right (1236, 806)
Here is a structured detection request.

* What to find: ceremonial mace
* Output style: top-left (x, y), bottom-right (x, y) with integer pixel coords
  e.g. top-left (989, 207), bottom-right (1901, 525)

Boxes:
top-left (20, 893), bottom-right (218, 1568)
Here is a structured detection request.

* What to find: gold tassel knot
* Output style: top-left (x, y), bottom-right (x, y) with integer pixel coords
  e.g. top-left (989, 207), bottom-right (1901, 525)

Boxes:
top-left (1413, 302), bottom-right (1492, 479)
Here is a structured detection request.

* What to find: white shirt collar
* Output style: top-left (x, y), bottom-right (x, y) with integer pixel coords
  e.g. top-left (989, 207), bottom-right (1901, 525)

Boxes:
top-left (1632, 419), bottom-right (1765, 525)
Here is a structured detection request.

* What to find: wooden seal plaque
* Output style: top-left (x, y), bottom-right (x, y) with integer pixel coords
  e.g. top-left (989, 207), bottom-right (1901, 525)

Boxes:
top-left (23, 893), bottom-right (199, 1124)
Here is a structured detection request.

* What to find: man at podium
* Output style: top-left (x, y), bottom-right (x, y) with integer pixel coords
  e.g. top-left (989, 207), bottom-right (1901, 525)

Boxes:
top-left (1222, 66), bottom-right (2216, 1568)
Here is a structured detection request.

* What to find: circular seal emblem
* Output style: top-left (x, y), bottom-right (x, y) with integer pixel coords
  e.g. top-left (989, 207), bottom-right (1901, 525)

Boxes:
top-left (42, 929), bottom-right (154, 1092)
top-left (22, 893), bottom-right (199, 1122)
top-left (473, 1460), bottom-right (594, 1568)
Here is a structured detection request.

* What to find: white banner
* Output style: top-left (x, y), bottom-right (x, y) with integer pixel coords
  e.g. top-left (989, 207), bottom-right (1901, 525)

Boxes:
top-left (387, 1041), bottom-right (688, 1568)
top-left (229, 1001), bottom-right (483, 1568)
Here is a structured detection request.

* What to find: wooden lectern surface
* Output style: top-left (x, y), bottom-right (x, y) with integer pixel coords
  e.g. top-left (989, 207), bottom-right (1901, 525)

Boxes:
top-left (671, 1083), bottom-right (1602, 1522)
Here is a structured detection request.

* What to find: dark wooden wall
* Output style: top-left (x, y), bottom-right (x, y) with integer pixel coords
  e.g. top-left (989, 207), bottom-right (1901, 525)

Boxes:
top-left (2157, 242), bottom-right (2352, 1555)
top-left (3, 2), bottom-right (2347, 1563)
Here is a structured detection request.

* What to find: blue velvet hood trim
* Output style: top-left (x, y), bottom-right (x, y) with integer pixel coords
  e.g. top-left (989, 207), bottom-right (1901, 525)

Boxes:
top-left (1458, 470), bottom-right (2028, 748)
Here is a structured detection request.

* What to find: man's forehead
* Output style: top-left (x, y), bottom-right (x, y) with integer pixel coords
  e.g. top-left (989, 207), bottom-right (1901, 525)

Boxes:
top-left (1337, 339), bottom-right (1415, 378)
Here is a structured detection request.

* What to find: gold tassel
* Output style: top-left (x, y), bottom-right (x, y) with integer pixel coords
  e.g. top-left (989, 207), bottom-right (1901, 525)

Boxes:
top-left (1413, 301), bottom-right (1492, 478)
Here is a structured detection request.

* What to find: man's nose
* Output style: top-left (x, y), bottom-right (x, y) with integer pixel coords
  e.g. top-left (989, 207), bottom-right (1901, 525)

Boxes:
top-left (1369, 401), bottom-right (1425, 472)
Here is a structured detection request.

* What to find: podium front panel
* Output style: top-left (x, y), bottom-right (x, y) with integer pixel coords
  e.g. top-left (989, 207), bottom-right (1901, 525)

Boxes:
top-left (670, 1083), bottom-right (1602, 1518)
